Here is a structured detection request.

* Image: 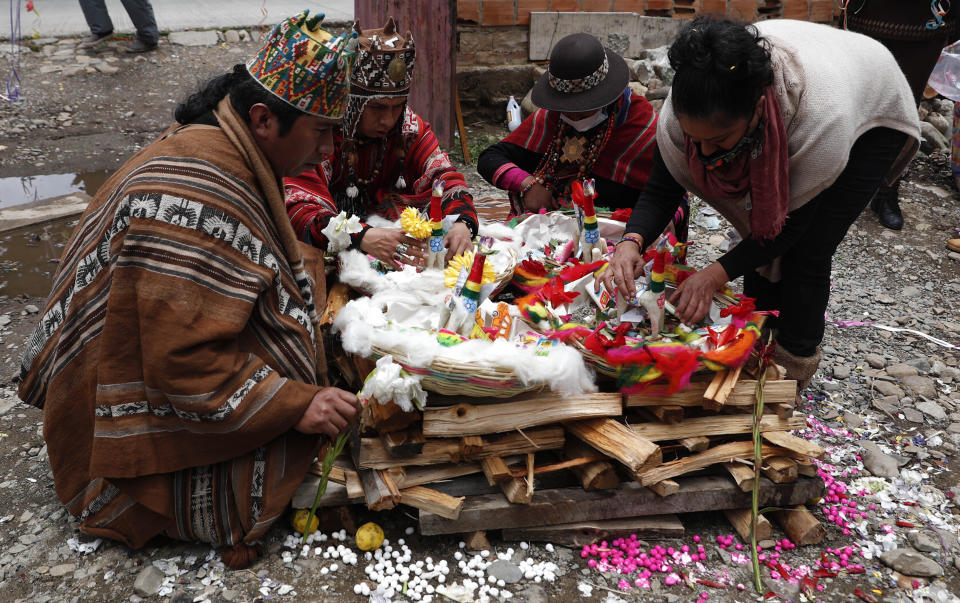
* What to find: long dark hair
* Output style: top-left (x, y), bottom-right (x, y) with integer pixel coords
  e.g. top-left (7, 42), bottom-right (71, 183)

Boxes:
top-left (174, 64), bottom-right (306, 136)
top-left (668, 16), bottom-right (773, 121)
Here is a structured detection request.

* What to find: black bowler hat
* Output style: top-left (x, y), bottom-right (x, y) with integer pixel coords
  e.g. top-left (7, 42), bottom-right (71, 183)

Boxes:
top-left (532, 33), bottom-right (629, 113)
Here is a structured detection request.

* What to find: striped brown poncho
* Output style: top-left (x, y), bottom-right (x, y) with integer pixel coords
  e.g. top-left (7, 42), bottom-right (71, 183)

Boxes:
top-left (18, 98), bottom-right (329, 550)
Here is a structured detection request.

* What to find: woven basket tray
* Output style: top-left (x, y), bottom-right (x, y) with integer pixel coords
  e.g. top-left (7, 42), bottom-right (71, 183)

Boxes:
top-left (371, 344), bottom-right (542, 398)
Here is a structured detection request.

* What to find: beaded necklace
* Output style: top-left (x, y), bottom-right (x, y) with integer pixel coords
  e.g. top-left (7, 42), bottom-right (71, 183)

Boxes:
top-left (531, 109), bottom-right (616, 208)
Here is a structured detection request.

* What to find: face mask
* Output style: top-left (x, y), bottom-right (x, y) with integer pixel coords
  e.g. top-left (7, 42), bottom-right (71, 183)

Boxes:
top-left (697, 119), bottom-right (765, 171)
top-left (560, 110), bottom-right (608, 132)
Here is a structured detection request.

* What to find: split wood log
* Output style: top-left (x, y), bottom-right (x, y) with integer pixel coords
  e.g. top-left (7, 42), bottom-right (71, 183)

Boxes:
top-left (563, 439), bottom-right (619, 491)
top-left (630, 414), bottom-right (804, 442)
top-left (703, 370), bottom-right (727, 403)
top-left (320, 282), bottom-right (352, 326)
top-left (357, 427), bottom-right (565, 469)
top-left (648, 479), bottom-right (680, 497)
top-left (465, 530), bottom-right (491, 551)
top-left (565, 418), bottom-right (662, 475)
top-left (795, 458), bottom-right (818, 478)
top-left (762, 457), bottom-right (799, 484)
top-left (392, 462), bottom-right (483, 489)
top-left (636, 442), bottom-right (793, 486)
top-left (359, 468), bottom-right (401, 511)
top-left (480, 457), bottom-right (513, 485)
top-left (704, 365), bottom-right (744, 411)
top-left (363, 399), bottom-right (420, 434)
top-left (770, 403), bottom-right (796, 419)
top-left (501, 475), bottom-right (533, 504)
top-left (770, 505), bottom-right (826, 546)
top-left (419, 474), bottom-right (826, 535)
top-left (505, 455), bottom-right (608, 478)
top-left (423, 393), bottom-right (622, 437)
top-left (649, 405), bottom-right (684, 424)
top-left (624, 379), bottom-right (797, 408)
top-left (762, 431), bottom-right (825, 460)
top-left (724, 508), bottom-right (772, 542)
top-left (680, 436), bottom-right (711, 453)
top-left (399, 486), bottom-right (464, 520)
top-left (380, 426), bottom-right (426, 458)
top-left (460, 435), bottom-right (485, 457)
top-left (723, 462), bottom-right (755, 492)
top-left (501, 515), bottom-right (684, 546)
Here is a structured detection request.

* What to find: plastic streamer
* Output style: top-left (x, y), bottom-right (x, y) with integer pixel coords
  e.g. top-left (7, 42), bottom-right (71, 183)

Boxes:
top-left (830, 320), bottom-right (960, 350)
top-left (3, 0), bottom-right (22, 102)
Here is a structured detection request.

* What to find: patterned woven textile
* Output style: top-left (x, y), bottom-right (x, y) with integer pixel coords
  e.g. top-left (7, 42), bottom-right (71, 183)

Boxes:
top-left (18, 100), bottom-right (328, 549)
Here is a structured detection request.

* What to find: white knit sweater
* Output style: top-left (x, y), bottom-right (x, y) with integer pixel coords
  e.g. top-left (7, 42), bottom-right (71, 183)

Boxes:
top-left (658, 19), bottom-right (920, 240)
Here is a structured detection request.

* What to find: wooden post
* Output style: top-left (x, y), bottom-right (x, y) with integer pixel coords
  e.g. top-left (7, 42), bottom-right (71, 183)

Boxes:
top-left (564, 439), bottom-right (620, 491)
top-left (354, 0), bottom-right (456, 148)
top-left (724, 508), bottom-right (772, 542)
top-left (770, 505), bottom-right (827, 546)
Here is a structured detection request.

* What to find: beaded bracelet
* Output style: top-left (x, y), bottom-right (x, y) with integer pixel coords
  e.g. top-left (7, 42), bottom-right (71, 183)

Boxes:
top-left (520, 180), bottom-right (536, 197)
top-left (616, 233), bottom-right (643, 249)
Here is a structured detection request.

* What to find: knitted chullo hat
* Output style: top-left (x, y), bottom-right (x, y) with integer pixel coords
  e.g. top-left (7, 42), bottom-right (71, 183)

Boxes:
top-left (246, 10), bottom-right (359, 119)
top-left (342, 17), bottom-right (416, 138)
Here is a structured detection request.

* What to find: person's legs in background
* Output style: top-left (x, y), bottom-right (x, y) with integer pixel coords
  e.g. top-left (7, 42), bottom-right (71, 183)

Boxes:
top-left (119, 0), bottom-right (159, 52)
top-left (77, 0), bottom-right (114, 48)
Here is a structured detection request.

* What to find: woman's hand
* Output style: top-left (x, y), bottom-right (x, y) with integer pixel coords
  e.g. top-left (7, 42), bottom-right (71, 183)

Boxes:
top-left (596, 237), bottom-right (645, 300)
top-left (520, 176), bottom-right (556, 212)
top-left (359, 227), bottom-right (425, 270)
top-left (443, 222), bottom-right (473, 264)
top-left (669, 261), bottom-right (729, 324)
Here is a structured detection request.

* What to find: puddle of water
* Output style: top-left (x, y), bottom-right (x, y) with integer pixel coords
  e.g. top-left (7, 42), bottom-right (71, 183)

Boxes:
top-left (0, 215), bottom-right (78, 297)
top-left (0, 169), bottom-right (112, 210)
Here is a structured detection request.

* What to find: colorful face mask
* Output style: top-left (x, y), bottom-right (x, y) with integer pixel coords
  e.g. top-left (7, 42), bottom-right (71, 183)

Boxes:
top-left (697, 118), bottom-right (765, 171)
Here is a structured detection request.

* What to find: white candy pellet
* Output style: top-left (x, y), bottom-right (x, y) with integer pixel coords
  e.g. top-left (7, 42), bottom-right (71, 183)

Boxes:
top-left (459, 541), bottom-right (466, 548)
top-left (354, 584), bottom-right (363, 595)
top-left (480, 550), bottom-right (490, 558)
top-left (330, 564), bottom-right (338, 572)
top-left (437, 575), bottom-right (446, 584)
top-left (454, 551), bottom-right (463, 561)
top-left (545, 543), bottom-right (554, 553)
top-left (405, 526), bottom-right (415, 535)
top-left (519, 541), bottom-right (529, 550)
top-left (497, 579), bottom-right (505, 587)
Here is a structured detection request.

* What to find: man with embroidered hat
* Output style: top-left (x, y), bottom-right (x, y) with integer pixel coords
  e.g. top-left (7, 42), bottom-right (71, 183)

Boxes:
top-left (285, 17), bottom-right (478, 269)
top-left (18, 10), bottom-right (361, 568)
top-left (478, 32), bottom-right (685, 236)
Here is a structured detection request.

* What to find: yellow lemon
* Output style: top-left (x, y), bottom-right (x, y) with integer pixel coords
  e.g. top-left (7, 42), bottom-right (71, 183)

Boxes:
top-left (355, 522), bottom-right (385, 551)
top-left (291, 509), bottom-right (319, 535)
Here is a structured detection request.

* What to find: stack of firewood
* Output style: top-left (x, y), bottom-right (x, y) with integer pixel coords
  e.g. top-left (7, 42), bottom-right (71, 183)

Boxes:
top-left (295, 356), bottom-right (828, 547)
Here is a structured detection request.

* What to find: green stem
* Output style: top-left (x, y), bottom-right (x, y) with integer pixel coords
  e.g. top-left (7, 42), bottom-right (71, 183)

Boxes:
top-left (751, 338), bottom-right (770, 593)
top-left (302, 431), bottom-right (350, 546)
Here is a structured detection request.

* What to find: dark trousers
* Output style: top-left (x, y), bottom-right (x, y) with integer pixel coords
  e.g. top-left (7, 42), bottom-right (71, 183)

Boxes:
top-left (744, 127), bottom-right (910, 357)
top-left (79, 0), bottom-right (158, 44)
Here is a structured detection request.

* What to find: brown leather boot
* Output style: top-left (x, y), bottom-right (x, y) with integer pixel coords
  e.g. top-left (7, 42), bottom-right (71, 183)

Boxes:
top-left (774, 344), bottom-right (821, 395)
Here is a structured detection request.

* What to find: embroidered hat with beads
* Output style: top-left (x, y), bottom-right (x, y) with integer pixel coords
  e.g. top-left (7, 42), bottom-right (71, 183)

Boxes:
top-left (246, 10), bottom-right (359, 119)
top-left (532, 33), bottom-right (629, 113)
top-left (350, 16), bottom-right (416, 97)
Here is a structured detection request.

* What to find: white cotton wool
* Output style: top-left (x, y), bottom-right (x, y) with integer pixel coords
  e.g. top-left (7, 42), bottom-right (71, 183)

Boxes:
top-left (359, 355), bottom-right (428, 412)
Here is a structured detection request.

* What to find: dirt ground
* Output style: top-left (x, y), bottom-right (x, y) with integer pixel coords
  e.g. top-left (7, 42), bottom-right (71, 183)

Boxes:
top-left (3, 32), bottom-right (960, 603)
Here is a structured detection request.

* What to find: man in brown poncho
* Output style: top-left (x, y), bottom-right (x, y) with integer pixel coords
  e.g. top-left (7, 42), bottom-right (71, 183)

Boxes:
top-left (17, 10), bottom-right (360, 567)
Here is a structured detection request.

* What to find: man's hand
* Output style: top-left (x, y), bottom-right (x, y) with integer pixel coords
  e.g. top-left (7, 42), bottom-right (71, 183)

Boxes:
top-left (597, 237), bottom-right (645, 300)
top-left (520, 176), bottom-right (556, 212)
top-left (359, 227), bottom-right (425, 270)
top-left (294, 387), bottom-right (361, 438)
top-left (443, 222), bottom-right (473, 264)
top-left (669, 262), bottom-right (729, 324)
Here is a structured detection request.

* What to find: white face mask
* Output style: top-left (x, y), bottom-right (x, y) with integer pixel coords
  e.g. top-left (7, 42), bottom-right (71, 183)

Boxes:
top-left (560, 110), bottom-right (607, 132)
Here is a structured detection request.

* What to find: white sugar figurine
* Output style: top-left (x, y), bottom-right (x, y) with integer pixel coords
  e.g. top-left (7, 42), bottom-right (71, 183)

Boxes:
top-left (425, 180), bottom-right (446, 270)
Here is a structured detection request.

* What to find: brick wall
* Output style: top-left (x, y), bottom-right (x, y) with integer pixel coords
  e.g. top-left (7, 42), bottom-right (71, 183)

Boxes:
top-left (456, 0), bottom-right (840, 26)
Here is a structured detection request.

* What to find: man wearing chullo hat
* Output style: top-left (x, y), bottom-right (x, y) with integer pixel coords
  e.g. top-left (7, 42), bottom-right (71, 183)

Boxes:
top-left (18, 11), bottom-right (361, 568)
top-left (285, 17), bottom-right (478, 269)
top-left (478, 33), bottom-right (686, 238)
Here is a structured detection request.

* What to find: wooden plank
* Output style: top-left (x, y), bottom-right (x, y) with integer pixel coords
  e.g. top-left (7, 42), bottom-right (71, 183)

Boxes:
top-left (564, 439), bottom-right (619, 491)
top-left (680, 436), bottom-right (711, 453)
top-left (724, 508), bottom-right (772, 542)
top-left (320, 282), bottom-right (351, 326)
top-left (357, 426), bottom-right (565, 469)
top-left (428, 471), bottom-right (578, 499)
top-left (630, 414), bottom-right (805, 442)
top-left (762, 457), bottom-right (799, 484)
top-left (723, 462), bottom-right (755, 492)
top-left (399, 486), bottom-right (464, 520)
top-left (703, 370), bottom-right (727, 403)
top-left (381, 426), bottom-right (426, 458)
top-left (420, 475), bottom-right (826, 535)
top-left (501, 516), bottom-right (685, 546)
top-left (762, 431), bottom-right (825, 460)
top-left (393, 462), bottom-right (483, 489)
top-left (566, 418), bottom-right (662, 475)
top-left (636, 442), bottom-right (793, 486)
top-left (480, 457), bottom-right (513, 485)
top-left (648, 479), bottom-right (680, 497)
top-left (770, 505), bottom-right (827, 546)
top-left (423, 393), bottom-right (622, 437)
top-left (505, 455), bottom-right (607, 478)
top-left (624, 379), bottom-right (796, 407)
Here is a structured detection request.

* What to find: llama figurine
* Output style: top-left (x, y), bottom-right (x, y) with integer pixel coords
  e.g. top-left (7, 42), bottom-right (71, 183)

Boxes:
top-left (637, 251), bottom-right (667, 338)
top-left (571, 179), bottom-right (605, 263)
top-left (425, 179), bottom-right (446, 270)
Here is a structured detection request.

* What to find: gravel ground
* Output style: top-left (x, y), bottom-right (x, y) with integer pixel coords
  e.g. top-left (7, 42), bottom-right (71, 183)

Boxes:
top-left (2, 31), bottom-right (960, 603)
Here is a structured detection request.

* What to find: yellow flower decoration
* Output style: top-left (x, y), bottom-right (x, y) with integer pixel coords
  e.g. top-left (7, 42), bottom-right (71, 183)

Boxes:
top-left (400, 207), bottom-right (432, 239)
top-left (444, 251), bottom-right (496, 289)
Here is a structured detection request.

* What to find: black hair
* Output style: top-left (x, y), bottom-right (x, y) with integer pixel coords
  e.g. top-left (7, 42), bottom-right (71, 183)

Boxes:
top-left (174, 64), bottom-right (307, 136)
top-left (668, 16), bottom-right (773, 122)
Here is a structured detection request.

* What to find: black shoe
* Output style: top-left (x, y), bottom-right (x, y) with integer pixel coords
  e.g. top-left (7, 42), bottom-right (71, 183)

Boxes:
top-left (870, 188), bottom-right (904, 230)
top-left (78, 31), bottom-right (113, 49)
top-left (125, 39), bottom-right (158, 53)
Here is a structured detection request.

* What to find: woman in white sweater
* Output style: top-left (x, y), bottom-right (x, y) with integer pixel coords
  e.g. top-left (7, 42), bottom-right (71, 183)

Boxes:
top-left (600, 16), bottom-right (920, 392)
